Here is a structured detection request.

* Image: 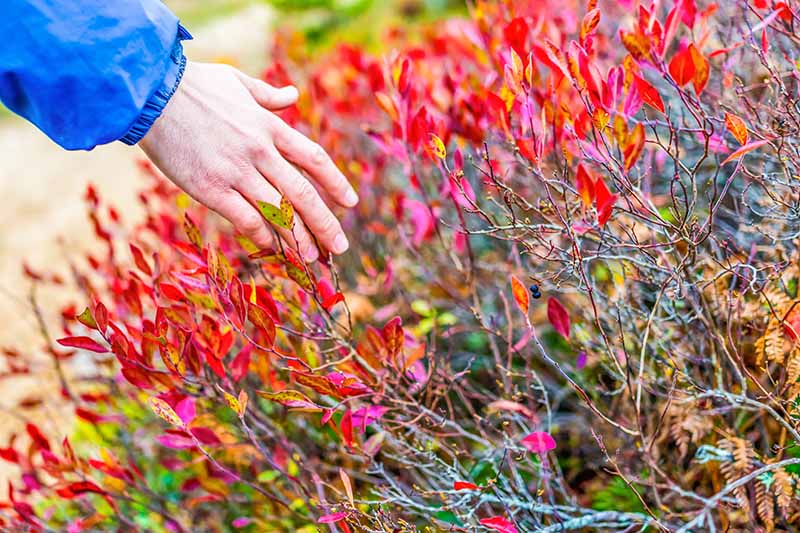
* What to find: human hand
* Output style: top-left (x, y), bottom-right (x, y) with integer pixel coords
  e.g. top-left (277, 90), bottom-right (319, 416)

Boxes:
top-left (139, 61), bottom-right (358, 262)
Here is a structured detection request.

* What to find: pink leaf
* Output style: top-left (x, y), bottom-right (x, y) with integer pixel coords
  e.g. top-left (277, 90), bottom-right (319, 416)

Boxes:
top-left (56, 336), bottom-right (108, 353)
top-left (174, 397), bottom-right (196, 425)
top-left (479, 516), bottom-right (518, 533)
top-left (232, 517), bottom-right (251, 528)
top-left (521, 431), bottom-right (557, 454)
top-left (547, 297), bottom-right (571, 339)
top-left (722, 139), bottom-right (770, 165)
top-left (318, 511), bottom-right (348, 524)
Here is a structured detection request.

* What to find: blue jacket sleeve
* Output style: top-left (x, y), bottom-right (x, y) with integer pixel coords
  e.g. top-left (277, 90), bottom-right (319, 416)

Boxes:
top-left (0, 1), bottom-right (192, 150)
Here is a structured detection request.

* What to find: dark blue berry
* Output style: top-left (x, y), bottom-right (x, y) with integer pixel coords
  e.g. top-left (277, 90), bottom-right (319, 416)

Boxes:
top-left (529, 284), bottom-right (539, 293)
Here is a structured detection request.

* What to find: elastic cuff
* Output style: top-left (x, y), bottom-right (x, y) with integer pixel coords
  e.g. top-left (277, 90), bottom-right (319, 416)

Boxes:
top-left (119, 25), bottom-right (193, 145)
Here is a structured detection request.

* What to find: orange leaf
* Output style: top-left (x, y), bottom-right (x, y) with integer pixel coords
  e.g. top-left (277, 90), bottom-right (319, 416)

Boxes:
top-left (256, 389), bottom-right (323, 411)
top-left (668, 47), bottom-right (695, 87)
top-left (722, 139), bottom-right (770, 165)
top-left (543, 40), bottom-right (571, 79)
top-left (293, 372), bottom-right (341, 399)
top-left (580, 9), bottom-right (601, 42)
top-left (575, 164), bottom-right (595, 207)
top-left (623, 123), bottom-right (646, 172)
top-left (375, 92), bottom-right (398, 123)
top-left (688, 44), bottom-right (709, 94)
top-left (340, 468), bottom-right (354, 507)
top-left (511, 275), bottom-right (529, 316)
top-left (620, 31), bottom-right (652, 62)
top-left (402, 343), bottom-right (426, 372)
top-left (725, 113), bottom-right (749, 146)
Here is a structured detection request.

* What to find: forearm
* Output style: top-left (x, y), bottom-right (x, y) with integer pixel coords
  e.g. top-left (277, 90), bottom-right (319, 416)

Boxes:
top-left (0, 0), bottom-right (190, 150)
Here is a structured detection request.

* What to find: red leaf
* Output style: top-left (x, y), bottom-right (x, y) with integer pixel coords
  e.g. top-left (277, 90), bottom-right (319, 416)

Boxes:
top-left (0, 447), bottom-right (19, 464)
top-left (55, 481), bottom-right (105, 499)
top-left (382, 316), bottom-right (405, 362)
top-left (722, 139), bottom-right (770, 165)
top-left (479, 516), bottom-right (518, 533)
top-left (668, 46), bottom-right (695, 86)
top-left (776, 2), bottom-right (793, 22)
top-left (510, 275), bottom-right (529, 316)
top-left (57, 336), bottom-right (108, 354)
top-left (129, 244), bottom-right (153, 277)
top-left (547, 297), bottom-right (571, 339)
top-left (322, 292), bottom-right (345, 311)
top-left (634, 76), bottom-right (665, 114)
top-left (503, 17), bottom-right (529, 57)
top-left (158, 282), bottom-right (184, 301)
top-left (340, 410), bottom-right (353, 447)
top-left (593, 177), bottom-right (618, 226)
top-left (454, 481), bottom-right (479, 490)
top-left (521, 431), bottom-right (557, 454)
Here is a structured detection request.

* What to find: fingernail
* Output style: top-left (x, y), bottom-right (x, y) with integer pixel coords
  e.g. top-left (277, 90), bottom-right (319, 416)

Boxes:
top-left (333, 234), bottom-right (349, 254)
top-left (344, 188), bottom-right (359, 206)
top-left (282, 86), bottom-right (299, 99)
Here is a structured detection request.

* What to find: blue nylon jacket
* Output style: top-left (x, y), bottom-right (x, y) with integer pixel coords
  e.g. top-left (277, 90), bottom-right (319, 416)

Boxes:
top-left (0, 1), bottom-right (191, 150)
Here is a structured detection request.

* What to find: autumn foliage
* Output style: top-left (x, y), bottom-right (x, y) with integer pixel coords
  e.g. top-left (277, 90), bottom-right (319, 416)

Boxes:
top-left (4, 0), bottom-right (800, 531)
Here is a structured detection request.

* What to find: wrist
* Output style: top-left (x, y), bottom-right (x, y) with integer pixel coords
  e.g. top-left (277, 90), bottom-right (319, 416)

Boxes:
top-left (123, 25), bottom-right (192, 146)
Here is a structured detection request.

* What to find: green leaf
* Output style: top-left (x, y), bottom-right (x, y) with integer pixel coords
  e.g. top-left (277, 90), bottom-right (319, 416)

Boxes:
top-left (591, 477), bottom-right (646, 514)
top-left (76, 307), bottom-right (97, 330)
top-left (434, 511), bottom-right (462, 526)
top-left (257, 197), bottom-right (294, 229)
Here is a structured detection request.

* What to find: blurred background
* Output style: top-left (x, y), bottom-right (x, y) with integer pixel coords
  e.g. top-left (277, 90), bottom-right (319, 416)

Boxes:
top-left (0, 0), bottom-right (462, 481)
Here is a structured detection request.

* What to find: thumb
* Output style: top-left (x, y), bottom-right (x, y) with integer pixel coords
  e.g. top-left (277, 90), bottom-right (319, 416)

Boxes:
top-left (236, 71), bottom-right (299, 110)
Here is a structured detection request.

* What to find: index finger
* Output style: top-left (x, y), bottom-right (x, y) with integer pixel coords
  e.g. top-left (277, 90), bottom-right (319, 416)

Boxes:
top-left (270, 118), bottom-right (359, 208)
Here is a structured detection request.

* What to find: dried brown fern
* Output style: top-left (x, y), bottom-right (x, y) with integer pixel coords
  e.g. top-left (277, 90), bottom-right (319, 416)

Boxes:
top-left (756, 477), bottom-right (776, 532)
top-left (772, 468), bottom-right (795, 520)
top-left (719, 437), bottom-right (758, 513)
top-left (667, 405), bottom-right (713, 460)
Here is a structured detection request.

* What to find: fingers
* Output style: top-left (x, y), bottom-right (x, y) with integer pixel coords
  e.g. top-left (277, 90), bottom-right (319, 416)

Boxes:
top-left (256, 151), bottom-right (349, 256)
top-left (235, 71), bottom-right (299, 110)
top-left (270, 117), bottom-right (359, 208)
top-left (235, 169), bottom-right (320, 262)
top-left (211, 191), bottom-right (275, 251)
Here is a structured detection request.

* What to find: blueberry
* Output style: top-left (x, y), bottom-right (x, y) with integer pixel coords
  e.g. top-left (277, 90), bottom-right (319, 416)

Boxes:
top-left (531, 290), bottom-right (542, 299)
top-left (529, 284), bottom-right (539, 293)
top-left (529, 284), bottom-right (542, 299)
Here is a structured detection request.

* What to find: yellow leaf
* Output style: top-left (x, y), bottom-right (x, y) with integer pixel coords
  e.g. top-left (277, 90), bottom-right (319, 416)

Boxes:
top-left (429, 133), bottom-right (446, 160)
top-left (340, 468), bottom-right (354, 507)
top-left (149, 397), bottom-right (183, 427)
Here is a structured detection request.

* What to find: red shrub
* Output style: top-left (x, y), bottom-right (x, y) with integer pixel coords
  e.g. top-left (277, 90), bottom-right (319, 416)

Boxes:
top-left (3, 0), bottom-right (800, 531)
